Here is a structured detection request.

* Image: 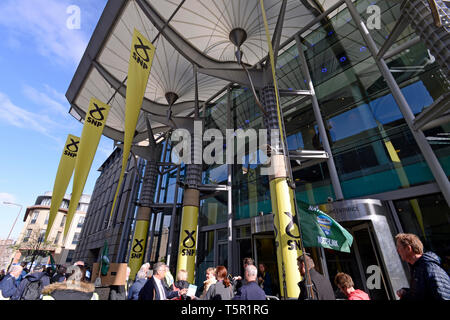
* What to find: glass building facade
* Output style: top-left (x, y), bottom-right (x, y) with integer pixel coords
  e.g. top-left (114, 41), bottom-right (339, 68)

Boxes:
top-left (186, 0), bottom-right (450, 297)
top-left (69, 0), bottom-right (450, 300)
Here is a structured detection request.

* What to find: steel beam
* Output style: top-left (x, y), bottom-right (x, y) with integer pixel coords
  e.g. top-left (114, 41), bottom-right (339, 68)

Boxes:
top-left (383, 37), bottom-right (422, 61)
top-left (413, 93), bottom-right (450, 131)
top-left (375, 16), bottom-right (411, 61)
top-left (165, 166), bottom-right (181, 267)
top-left (344, 0), bottom-right (450, 206)
top-left (296, 35), bottom-right (344, 200)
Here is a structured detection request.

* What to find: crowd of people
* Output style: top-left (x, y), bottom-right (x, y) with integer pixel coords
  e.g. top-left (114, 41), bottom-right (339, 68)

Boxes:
top-left (0, 260), bottom-right (96, 300)
top-left (0, 233), bottom-right (448, 300)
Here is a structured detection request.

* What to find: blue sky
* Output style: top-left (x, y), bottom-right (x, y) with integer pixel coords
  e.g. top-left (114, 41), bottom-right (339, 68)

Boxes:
top-left (0, 0), bottom-right (110, 240)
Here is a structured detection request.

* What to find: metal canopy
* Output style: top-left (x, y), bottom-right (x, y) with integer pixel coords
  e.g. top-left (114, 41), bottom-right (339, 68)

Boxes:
top-left (66, 0), bottom-right (344, 143)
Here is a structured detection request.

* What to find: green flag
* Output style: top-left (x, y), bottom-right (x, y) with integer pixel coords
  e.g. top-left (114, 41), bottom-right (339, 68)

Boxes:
top-left (297, 201), bottom-right (353, 253)
top-left (100, 240), bottom-right (110, 276)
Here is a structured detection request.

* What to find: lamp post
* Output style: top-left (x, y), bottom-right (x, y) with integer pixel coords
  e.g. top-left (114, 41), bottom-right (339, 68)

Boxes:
top-left (3, 202), bottom-right (23, 272)
top-left (3, 202), bottom-right (23, 240)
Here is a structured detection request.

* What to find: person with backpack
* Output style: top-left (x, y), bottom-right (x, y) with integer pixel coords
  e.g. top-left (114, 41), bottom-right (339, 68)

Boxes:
top-left (10, 264), bottom-right (50, 300)
top-left (0, 265), bottom-right (23, 300)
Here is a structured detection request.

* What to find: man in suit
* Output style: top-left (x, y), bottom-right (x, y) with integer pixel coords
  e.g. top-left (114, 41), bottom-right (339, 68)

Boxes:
top-left (138, 262), bottom-right (187, 300)
top-left (233, 265), bottom-right (266, 300)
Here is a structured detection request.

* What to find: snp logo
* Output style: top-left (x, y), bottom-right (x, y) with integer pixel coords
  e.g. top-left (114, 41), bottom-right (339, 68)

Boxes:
top-left (133, 37), bottom-right (151, 70)
top-left (181, 230), bottom-right (196, 256)
top-left (64, 138), bottom-right (79, 158)
top-left (66, 5), bottom-right (81, 30)
top-left (131, 239), bottom-right (144, 259)
top-left (87, 103), bottom-right (106, 127)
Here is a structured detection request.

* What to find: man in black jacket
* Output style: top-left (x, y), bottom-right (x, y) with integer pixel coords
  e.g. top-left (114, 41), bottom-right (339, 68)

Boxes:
top-left (233, 265), bottom-right (266, 300)
top-left (138, 262), bottom-right (186, 300)
top-left (0, 265), bottom-right (23, 299)
top-left (396, 233), bottom-right (450, 300)
top-left (10, 264), bottom-right (50, 300)
top-left (297, 253), bottom-right (335, 300)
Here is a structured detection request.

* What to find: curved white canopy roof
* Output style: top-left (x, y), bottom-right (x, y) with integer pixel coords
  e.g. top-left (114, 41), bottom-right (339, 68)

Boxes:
top-left (66, 0), bottom-right (345, 143)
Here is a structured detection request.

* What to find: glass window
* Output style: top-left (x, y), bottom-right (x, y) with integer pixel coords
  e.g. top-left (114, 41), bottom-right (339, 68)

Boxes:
top-left (38, 230), bottom-right (45, 243)
top-left (23, 229), bottom-right (32, 242)
top-left (72, 232), bottom-right (80, 245)
top-left (44, 213), bottom-right (49, 225)
top-left (41, 198), bottom-right (51, 206)
top-left (217, 229), bottom-right (228, 241)
top-left (54, 232), bottom-right (61, 245)
top-left (394, 193), bottom-right (450, 273)
top-left (77, 216), bottom-right (85, 228)
top-left (194, 231), bottom-right (215, 288)
top-left (60, 215), bottom-right (66, 228)
top-left (30, 211), bottom-right (39, 224)
top-left (199, 192), bottom-right (228, 227)
top-left (66, 250), bottom-right (75, 263)
top-left (61, 200), bottom-right (69, 209)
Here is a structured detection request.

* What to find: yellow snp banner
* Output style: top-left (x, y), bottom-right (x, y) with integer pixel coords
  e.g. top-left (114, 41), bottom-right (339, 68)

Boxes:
top-left (177, 206), bottom-right (199, 284)
top-left (270, 178), bottom-right (302, 298)
top-left (269, 180), bottom-right (286, 298)
top-left (109, 28), bottom-right (155, 223)
top-left (128, 219), bottom-right (149, 280)
top-left (45, 134), bottom-right (80, 242)
top-left (64, 98), bottom-right (110, 237)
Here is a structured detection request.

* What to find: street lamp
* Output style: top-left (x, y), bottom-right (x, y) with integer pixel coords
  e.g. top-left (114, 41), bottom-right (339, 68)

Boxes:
top-left (3, 202), bottom-right (23, 240)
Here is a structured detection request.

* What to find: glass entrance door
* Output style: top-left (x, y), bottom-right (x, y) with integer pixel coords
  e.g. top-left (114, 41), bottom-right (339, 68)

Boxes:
top-left (253, 235), bottom-right (279, 297)
top-left (324, 222), bottom-right (393, 300)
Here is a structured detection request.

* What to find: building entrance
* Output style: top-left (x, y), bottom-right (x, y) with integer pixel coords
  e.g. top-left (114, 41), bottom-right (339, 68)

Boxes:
top-left (253, 235), bottom-right (279, 297)
top-left (324, 221), bottom-right (392, 300)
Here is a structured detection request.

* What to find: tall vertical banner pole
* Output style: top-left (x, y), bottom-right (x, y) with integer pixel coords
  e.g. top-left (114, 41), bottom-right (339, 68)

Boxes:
top-left (45, 134), bottom-right (80, 241)
top-left (108, 28), bottom-right (155, 227)
top-left (64, 98), bottom-right (110, 238)
top-left (128, 209), bottom-right (150, 280)
top-left (176, 189), bottom-right (199, 284)
top-left (260, 0), bottom-right (302, 298)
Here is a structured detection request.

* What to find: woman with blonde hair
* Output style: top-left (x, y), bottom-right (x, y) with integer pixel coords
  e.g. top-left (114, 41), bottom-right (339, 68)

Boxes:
top-left (200, 267), bottom-right (217, 299)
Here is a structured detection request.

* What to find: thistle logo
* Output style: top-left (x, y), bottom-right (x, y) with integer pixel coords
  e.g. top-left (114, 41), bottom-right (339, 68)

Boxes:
top-left (181, 230), bottom-right (196, 256)
top-left (87, 103), bottom-right (106, 127)
top-left (66, 139), bottom-right (79, 152)
top-left (131, 239), bottom-right (144, 259)
top-left (64, 139), bottom-right (79, 158)
top-left (133, 37), bottom-right (151, 69)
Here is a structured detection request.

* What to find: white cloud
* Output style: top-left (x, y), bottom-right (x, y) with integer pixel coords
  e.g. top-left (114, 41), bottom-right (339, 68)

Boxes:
top-left (43, 84), bottom-right (67, 104)
top-left (0, 0), bottom-right (90, 65)
top-left (0, 192), bottom-right (17, 205)
top-left (0, 91), bottom-right (60, 140)
top-left (22, 84), bottom-right (67, 116)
